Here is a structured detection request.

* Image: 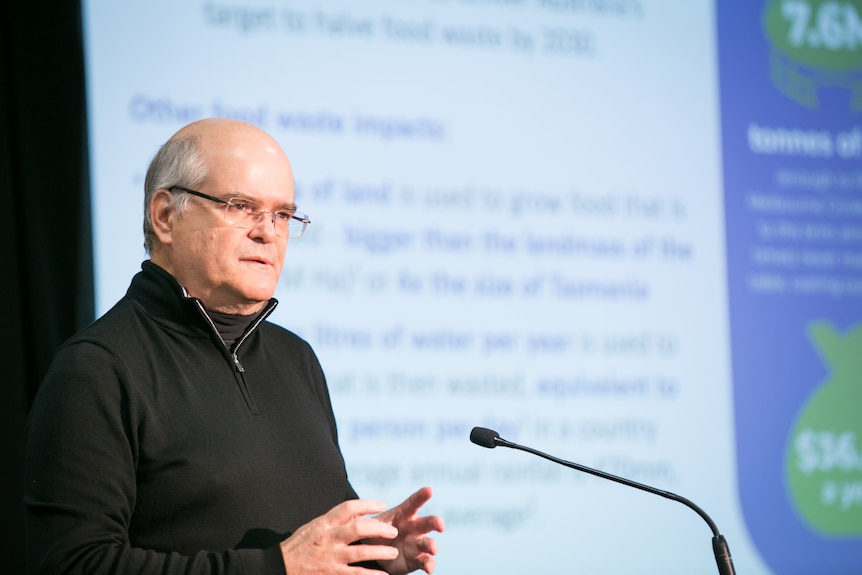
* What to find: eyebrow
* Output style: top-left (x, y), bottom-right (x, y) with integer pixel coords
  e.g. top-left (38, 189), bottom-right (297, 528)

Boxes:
top-left (227, 193), bottom-right (297, 212)
top-left (276, 202), bottom-right (298, 212)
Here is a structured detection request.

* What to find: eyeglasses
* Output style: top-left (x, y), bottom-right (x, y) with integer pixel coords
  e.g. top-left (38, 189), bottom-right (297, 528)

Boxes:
top-left (168, 185), bottom-right (310, 238)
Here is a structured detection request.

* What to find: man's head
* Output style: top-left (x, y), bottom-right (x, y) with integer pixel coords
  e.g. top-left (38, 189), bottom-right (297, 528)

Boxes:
top-left (145, 118), bottom-right (297, 315)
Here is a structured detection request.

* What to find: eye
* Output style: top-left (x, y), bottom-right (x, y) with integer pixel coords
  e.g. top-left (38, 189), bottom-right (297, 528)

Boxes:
top-left (227, 199), bottom-right (262, 215)
top-left (273, 210), bottom-right (292, 221)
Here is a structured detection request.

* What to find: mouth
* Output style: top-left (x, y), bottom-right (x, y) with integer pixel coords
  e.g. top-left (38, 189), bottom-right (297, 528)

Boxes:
top-left (242, 256), bottom-right (273, 267)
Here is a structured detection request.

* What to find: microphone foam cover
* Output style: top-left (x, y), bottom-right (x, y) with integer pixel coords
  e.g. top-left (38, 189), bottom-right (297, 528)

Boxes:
top-left (470, 426), bottom-right (499, 448)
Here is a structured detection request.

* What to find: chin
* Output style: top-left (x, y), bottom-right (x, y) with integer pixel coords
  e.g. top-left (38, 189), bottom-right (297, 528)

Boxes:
top-left (242, 288), bottom-right (277, 302)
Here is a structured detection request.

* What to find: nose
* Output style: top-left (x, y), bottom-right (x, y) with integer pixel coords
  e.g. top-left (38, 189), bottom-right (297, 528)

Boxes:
top-left (249, 211), bottom-right (279, 239)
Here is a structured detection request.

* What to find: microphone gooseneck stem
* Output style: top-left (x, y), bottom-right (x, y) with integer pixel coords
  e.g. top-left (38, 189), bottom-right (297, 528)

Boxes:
top-left (494, 436), bottom-right (736, 575)
top-left (497, 437), bottom-right (719, 536)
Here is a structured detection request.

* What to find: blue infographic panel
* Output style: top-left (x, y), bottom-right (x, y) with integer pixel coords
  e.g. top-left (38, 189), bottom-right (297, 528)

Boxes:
top-left (718, 1), bottom-right (862, 573)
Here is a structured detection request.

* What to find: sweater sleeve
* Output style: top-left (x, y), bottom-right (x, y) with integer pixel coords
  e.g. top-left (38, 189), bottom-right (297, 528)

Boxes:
top-left (23, 341), bottom-right (286, 575)
top-left (299, 339), bottom-right (361, 504)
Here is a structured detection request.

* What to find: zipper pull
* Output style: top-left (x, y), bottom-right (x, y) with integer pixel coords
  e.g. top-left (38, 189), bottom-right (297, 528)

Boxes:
top-left (233, 354), bottom-right (246, 373)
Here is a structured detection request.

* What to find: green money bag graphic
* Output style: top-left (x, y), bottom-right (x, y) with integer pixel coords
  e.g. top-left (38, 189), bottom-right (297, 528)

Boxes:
top-left (785, 321), bottom-right (862, 535)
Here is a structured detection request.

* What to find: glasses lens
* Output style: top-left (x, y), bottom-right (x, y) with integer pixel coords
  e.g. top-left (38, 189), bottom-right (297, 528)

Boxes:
top-left (289, 213), bottom-right (309, 238)
top-left (224, 198), bottom-right (262, 228)
top-left (224, 198), bottom-right (308, 238)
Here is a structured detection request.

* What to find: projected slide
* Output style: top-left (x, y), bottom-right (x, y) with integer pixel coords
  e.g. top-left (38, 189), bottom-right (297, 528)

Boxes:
top-left (83, 1), bottom-right (861, 573)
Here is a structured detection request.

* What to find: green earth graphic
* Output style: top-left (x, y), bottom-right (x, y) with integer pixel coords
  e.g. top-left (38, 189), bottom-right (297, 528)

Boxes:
top-left (785, 321), bottom-right (862, 535)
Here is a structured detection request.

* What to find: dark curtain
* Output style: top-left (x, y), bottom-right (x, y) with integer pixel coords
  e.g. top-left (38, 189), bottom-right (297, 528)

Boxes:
top-left (1, 1), bottom-right (93, 572)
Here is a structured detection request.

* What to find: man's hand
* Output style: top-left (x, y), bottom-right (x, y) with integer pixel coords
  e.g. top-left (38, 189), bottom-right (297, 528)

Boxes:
top-left (280, 499), bottom-right (401, 575)
top-left (369, 487), bottom-right (445, 575)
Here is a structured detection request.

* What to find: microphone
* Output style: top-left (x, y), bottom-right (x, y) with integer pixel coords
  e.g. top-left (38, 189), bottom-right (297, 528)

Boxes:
top-left (470, 426), bottom-right (736, 575)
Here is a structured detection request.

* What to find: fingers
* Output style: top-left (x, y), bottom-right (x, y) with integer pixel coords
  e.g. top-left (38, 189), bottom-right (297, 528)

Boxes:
top-left (328, 498), bottom-right (388, 524)
top-left (378, 486), bottom-right (440, 527)
top-left (350, 514), bottom-right (399, 542)
top-left (346, 542), bottom-right (400, 565)
top-left (377, 486), bottom-right (444, 542)
top-left (354, 488), bottom-right (445, 575)
top-left (412, 513), bottom-right (445, 535)
top-left (280, 501), bottom-right (403, 574)
top-left (398, 486), bottom-right (434, 516)
top-left (402, 487), bottom-right (444, 534)
top-left (327, 499), bottom-right (400, 540)
top-left (419, 555), bottom-right (437, 574)
top-left (412, 537), bottom-right (439, 575)
top-left (416, 535), bottom-right (438, 556)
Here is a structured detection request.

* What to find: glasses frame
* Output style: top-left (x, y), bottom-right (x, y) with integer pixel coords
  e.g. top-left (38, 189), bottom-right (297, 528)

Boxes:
top-left (167, 185), bottom-right (310, 238)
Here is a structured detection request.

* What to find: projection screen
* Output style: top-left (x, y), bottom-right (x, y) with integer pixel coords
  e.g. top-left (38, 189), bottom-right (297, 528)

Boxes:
top-left (83, 1), bottom-right (862, 573)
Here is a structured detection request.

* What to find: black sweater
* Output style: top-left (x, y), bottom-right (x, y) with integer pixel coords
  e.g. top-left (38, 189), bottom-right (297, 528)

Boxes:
top-left (24, 261), bottom-right (357, 574)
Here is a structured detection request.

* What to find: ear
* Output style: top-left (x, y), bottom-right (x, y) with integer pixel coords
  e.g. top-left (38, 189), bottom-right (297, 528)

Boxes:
top-left (150, 189), bottom-right (175, 245)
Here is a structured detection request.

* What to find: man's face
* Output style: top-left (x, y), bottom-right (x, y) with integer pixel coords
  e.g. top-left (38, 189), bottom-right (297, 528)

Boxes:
top-left (154, 123), bottom-right (297, 315)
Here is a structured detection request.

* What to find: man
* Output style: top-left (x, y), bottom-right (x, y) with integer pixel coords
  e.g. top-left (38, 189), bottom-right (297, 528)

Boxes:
top-left (24, 118), bottom-right (443, 574)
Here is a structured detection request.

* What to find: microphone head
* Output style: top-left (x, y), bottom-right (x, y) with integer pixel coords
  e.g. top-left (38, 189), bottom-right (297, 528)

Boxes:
top-left (470, 426), bottom-right (500, 449)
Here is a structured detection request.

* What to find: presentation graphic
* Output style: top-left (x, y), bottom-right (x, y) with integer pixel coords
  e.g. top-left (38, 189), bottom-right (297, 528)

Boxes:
top-left (785, 321), bottom-right (862, 535)
top-left (719, 1), bottom-right (862, 573)
top-left (764, 0), bottom-right (862, 110)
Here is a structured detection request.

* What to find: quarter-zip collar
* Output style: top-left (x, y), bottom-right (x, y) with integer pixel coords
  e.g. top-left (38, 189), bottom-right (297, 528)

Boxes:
top-left (187, 294), bottom-right (278, 373)
top-left (130, 261), bottom-right (278, 414)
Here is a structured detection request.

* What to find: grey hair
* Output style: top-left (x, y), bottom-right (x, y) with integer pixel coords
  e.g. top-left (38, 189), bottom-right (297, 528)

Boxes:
top-left (142, 135), bottom-right (209, 253)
